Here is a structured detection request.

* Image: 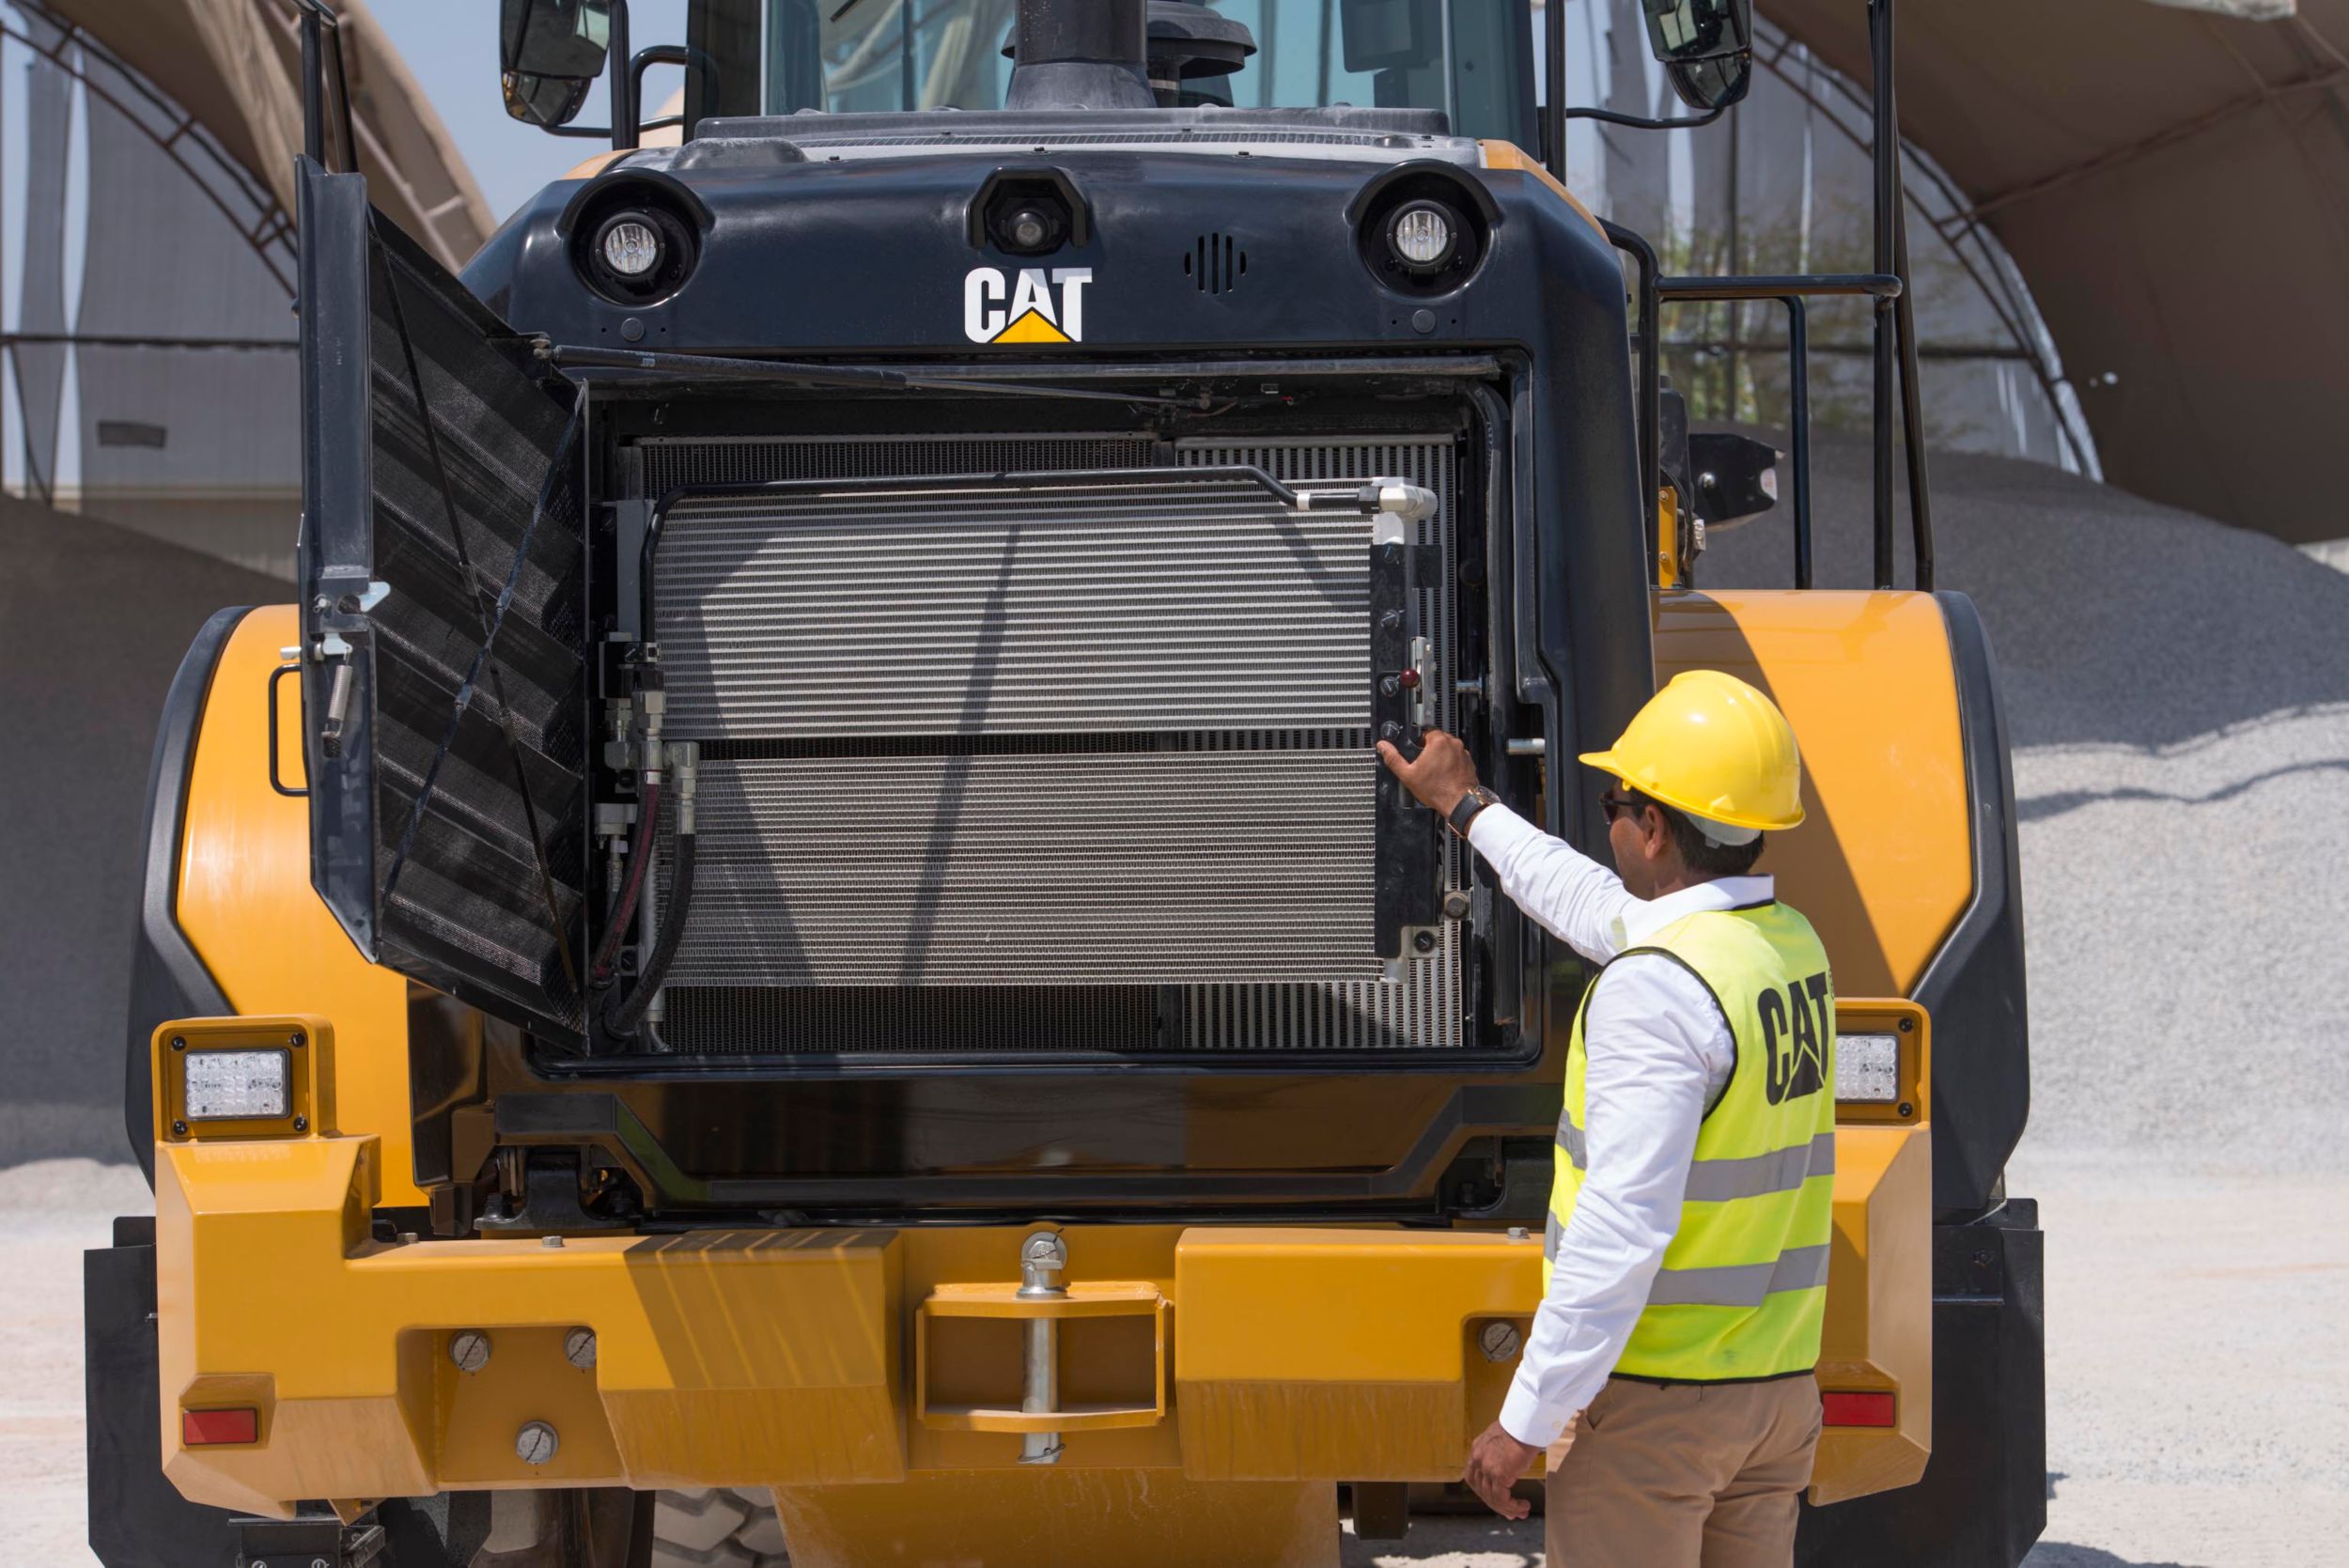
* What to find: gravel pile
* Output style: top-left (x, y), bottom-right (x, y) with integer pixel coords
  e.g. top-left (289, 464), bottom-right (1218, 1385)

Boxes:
top-left (1704, 434), bottom-right (2349, 1176)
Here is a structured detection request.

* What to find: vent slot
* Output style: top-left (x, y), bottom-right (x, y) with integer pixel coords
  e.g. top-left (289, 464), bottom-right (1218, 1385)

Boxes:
top-left (1184, 234), bottom-right (1246, 294)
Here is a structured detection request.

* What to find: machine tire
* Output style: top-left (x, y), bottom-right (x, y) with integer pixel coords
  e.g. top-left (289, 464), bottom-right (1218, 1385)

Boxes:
top-left (650, 1489), bottom-right (789, 1566)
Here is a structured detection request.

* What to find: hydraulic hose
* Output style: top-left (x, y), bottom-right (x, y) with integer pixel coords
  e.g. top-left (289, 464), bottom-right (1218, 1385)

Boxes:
top-left (603, 740), bottom-right (698, 1042)
top-left (603, 831), bottom-right (692, 1039)
top-left (588, 778), bottom-right (661, 989)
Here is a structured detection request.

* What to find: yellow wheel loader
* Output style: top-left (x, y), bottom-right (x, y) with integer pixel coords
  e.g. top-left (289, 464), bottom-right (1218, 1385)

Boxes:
top-left (86, 0), bottom-right (2041, 1562)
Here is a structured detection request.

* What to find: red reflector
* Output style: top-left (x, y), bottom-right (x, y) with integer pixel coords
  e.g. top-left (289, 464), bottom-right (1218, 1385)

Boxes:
top-left (182, 1407), bottom-right (258, 1446)
top-left (1822, 1390), bottom-right (1896, 1428)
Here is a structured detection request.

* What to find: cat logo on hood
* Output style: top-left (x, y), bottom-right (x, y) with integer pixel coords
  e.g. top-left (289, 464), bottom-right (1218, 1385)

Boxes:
top-left (963, 266), bottom-right (1093, 344)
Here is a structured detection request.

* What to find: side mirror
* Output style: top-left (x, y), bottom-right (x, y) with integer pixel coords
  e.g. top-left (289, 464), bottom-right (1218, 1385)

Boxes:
top-left (1641, 0), bottom-right (1754, 113)
top-left (501, 0), bottom-right (614, 129)
top-left (1687, 431), bottom-right (1781, 529)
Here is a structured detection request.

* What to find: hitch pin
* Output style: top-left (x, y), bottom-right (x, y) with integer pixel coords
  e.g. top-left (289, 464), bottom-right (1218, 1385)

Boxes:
top-left (317, 632), bottom-right (354, 757)
top-left (1018, 1231), bottom-right (1068, 1465)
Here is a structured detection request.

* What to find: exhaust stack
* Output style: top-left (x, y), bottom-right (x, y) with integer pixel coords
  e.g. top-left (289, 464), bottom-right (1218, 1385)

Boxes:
top-left (1005, 0), bottom-right (1156, 111)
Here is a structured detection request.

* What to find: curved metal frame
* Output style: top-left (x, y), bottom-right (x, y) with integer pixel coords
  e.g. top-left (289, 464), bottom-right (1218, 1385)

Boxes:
top-left (1744, 14), bottom-right (2097, 477)
top-left (5, 1), bottom-right (296, 295)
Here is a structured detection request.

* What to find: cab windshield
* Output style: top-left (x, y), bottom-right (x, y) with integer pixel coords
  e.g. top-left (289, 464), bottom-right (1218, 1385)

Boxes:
top-left (733, 0), bottom-right (1534, 144)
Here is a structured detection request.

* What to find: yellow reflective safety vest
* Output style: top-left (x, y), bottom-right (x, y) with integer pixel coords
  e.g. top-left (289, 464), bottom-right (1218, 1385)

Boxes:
top-left (1546, 899), bottom-right (1838, 1383)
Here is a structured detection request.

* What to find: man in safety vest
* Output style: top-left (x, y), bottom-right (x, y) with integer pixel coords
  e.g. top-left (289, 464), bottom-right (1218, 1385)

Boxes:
top-left (1377, 669), bottom-right (1835, 1568)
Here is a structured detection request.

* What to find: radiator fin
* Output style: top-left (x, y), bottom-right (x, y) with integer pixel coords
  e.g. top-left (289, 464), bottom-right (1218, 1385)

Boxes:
top-left (653, 475), bottom-right (1375, 737)
top-left (1174, 437), bottom-right (1463, 1050)
top-left (670, 750), bottom-right (1382, 986)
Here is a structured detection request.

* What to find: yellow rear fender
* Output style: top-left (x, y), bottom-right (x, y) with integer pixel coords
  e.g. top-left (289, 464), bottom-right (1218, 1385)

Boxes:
top-left (126, 605), bottom-right (421, 1205)
top-left (1656, 586), bottom-right (2034, 1502)
top-left (1653, 587), bottom-right (2029, 1212)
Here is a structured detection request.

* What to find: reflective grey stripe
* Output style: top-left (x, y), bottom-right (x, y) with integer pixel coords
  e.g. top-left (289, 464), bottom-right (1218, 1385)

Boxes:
top-left (1544, 1209), bottom-right (1563, 1262)
top-left (1646, 1243), bottom-right (1832, 1309)
top-left (1557, 1111), bottom-right (1587, 1171)
top-left (1682, 1131), bottom-right (1837, 1203)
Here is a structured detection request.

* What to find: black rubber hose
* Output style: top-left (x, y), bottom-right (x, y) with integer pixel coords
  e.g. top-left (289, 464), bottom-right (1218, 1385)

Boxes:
top-left (602, 831), bottom-right (693, 1039)
top-left (588, 779), bottom-right (661, 989)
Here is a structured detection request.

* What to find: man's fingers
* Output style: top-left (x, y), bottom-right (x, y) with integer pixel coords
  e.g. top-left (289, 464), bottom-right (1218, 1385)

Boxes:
top-left (1467, 1465), bottom-right (1528, 1520)
top-left (1375, 739), bottom-right (1408, 775)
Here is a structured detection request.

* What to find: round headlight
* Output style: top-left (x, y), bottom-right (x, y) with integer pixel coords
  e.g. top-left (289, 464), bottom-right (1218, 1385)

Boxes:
top-left (987, 192), bottom-right (1069, 256)
top-left (1387, 201), bottom-right (1456, 272)
top-left (599, 216), bottom-right (663, 278)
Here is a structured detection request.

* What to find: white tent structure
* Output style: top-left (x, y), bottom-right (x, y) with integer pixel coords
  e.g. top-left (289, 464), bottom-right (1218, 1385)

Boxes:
top-left (8, 0), bottom-right (490, 576)
top-left (1765, 0), bottom-right (2349, 546)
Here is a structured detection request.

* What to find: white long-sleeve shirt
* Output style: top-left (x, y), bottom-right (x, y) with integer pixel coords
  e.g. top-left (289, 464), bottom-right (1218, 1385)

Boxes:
top-left (1464, 801), bottom-right (1773, 1448)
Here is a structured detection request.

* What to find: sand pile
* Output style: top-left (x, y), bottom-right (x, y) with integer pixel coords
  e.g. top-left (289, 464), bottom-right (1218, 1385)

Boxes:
top-left (1704, 435), bottom-right (2349, 1175)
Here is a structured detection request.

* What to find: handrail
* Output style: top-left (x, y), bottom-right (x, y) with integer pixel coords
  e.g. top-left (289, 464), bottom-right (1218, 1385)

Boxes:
top-left (1658, 273), bottom-right (1901, 302)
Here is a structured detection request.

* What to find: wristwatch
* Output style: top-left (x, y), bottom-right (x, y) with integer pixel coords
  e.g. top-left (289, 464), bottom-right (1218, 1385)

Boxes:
top-left (1446, 785), bottom-right (1501, 838)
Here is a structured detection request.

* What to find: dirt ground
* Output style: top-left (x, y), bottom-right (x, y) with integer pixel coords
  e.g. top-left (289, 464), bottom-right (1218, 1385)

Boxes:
top-left (12, 1156), bottom-right (2343, 1567)
top-left (1336, 1154), bottom-right (2349, 1568)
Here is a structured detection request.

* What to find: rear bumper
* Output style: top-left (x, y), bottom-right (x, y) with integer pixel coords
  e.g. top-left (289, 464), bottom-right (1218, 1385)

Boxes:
top-left (118, 1119), bottom-right (1952, 1520)
top-left (145, 1132), bottom-right (1549, 1515)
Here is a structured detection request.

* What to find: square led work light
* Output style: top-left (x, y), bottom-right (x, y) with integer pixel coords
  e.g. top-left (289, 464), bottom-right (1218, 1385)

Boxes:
top-left (1835, 1033), bottom-right (1902, 1105)
top-left (182, 1048), bottom-right (292, 1122)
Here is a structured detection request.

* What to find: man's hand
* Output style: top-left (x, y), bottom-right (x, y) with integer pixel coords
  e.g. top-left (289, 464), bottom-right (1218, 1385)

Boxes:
top-left (1462, 1419), bottom-right (1540, 1520)
top-left (1376, 726), bottom-right (1482, 818)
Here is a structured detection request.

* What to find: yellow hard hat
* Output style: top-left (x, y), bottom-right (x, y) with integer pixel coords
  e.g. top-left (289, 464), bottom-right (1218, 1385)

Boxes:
top-left (1578, 669), bottom-right (1805, 835)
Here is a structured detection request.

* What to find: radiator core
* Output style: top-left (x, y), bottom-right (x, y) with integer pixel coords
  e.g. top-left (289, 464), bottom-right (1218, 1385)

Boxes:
top-left (638, 432), bottom-right (1464, 1051)
top-left (654, 474), bottom-right (1374, 737)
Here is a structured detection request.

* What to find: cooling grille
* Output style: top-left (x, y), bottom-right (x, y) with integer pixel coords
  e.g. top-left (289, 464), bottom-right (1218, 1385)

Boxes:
top-left (669, 749), bottom-right (1378, 988)
top-left (1176, 437), bottom-right (1464, 1049)
top-left (639, 431), bottom-right (1155, 493)
top-left (636, 431), bottom-right (1466, 1052)
top-left (651, 474), bottom-right (1375, 737)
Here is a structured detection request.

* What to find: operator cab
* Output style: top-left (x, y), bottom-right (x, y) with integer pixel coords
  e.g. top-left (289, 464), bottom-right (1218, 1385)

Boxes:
top-left (507, 0), bottom-right (1543, 145)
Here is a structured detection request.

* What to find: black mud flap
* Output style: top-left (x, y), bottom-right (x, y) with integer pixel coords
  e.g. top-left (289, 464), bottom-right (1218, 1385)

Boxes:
top-left (296, 158), bottom-right (589, 1040)
top-left (1796, 1201), bottom-right (2047, 1568)
top-left (86, 1219), bottom-right (240, 1567)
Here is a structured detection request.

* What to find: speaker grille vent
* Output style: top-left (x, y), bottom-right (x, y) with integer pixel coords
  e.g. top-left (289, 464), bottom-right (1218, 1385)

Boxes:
top-left (1184, 233), bottom-right (1247, 294)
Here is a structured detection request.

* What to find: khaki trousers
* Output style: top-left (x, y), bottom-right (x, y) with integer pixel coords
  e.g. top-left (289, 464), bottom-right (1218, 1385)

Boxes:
top-left (1544, 1375), bottom-right (1822, 1568)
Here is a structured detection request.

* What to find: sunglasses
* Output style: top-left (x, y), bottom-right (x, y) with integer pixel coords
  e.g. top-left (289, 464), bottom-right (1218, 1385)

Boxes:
top-left (1599, 790), bottom-right (1647, 823)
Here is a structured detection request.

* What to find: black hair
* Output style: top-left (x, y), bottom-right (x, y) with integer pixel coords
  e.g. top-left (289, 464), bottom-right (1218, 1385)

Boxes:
top-left (1628, 790), bottom-right (1766, 878)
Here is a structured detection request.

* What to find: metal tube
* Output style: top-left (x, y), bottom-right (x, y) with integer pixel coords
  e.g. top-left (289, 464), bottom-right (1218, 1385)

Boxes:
top-left (300, 8), bottom-right (324, 165)
top-left (1020, 1318), bottom-right (1060, 1464)
top-left (1724, 106), bottom-right (1742, 419)
top-left (1888, 81), bottom-right (1937, 588)
top-left (1869, 0), bottom-right (1896, 590)
top-left (324, 11), bottom-right (357, 173)
top-left (1543, 0), bottom-right (1566, 178)
top-left (1017, 1231), bottom-right (1066, 1465)
top-left (1318, 0), bottom-right (1333, 104)
top-left (630, 46), bottom-right (718, 142)
top-left (1782, 296), bottom-right (1813, 591)
top-left (1656, 273), bottom-right (1900, 301)
top-left (1602, 221), bottom-right (1661, 575)
top-left (1437, 0), bottom-right (1455, 131)
top-left (610, 0), bottom-right (636, 150)
top-left (899, 0), bottom-right (916, 110)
